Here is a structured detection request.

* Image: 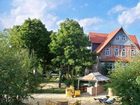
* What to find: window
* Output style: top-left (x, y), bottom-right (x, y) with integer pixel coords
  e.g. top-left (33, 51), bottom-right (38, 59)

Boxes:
top-left (122, 35), bottom-right (126, 40)
top-left (105, 48), bottom-right (110, 56)
top-left (116, 36), bottom-right (119, 40)
top-left (114, 48), bottom-right (119, 56)
top-left (121, 48), bottom-right (126, 57)
top-left (131, 49), bottom-right (136, 56)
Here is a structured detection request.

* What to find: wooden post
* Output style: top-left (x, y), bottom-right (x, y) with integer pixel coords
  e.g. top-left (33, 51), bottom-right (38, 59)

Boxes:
top-left (95, 81), bottom-right (98, 96)
top-left (78, 79), bottom-right (80, 89)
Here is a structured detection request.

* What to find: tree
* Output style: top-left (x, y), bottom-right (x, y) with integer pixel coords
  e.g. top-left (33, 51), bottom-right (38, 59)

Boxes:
top-left (0, 34), bottom-right (36, 105)
top-left (8, 26), bottom-right (23, 49)
top-left (108, 56), bottom-right (140, 105)
top-left (50, 19), bottom-right (93, 87)
top-left (9, 18), bottom-right (53, 76)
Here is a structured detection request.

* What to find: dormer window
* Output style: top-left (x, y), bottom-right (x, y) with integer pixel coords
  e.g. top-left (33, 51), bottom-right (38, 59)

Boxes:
top-left (121, 48), bottom-right (126, 57)
top-left (105, 48), bottom-right (110, 56)
top-left (122, 35), bottom-right (126, 40)
top-left (116, 36), bottom-right (119, 40)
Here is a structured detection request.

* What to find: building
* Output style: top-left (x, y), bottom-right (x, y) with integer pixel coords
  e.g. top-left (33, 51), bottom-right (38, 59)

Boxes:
top-left (89, 27), bottom-right (140, 73)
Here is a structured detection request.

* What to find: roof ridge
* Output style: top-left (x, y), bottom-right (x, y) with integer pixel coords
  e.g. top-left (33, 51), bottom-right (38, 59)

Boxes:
top-left (89, 32), bottom-right (108, 34)
top-left (89, 28), bottom-right (140, 50)
top-left (96, 28), bottom-right (122, 53)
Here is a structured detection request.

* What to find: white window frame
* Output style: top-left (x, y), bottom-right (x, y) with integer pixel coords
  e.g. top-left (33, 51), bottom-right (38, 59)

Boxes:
top-left (116, 35), bottom-right (119, 40)
top-left (122, 35), bottom-right (126, 40)
top-left (131, 49), bottom-right (136, 56)
top-left (121, 48), bottom-right (126, 57)
top-left (114, 48), bottom-right (119, 57)
top-left (105, 48), bottom-right (110, 56)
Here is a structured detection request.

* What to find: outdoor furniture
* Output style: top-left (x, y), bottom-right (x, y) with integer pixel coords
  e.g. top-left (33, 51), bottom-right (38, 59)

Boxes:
top-left (65, 86), bottom-right (74, 97)
top-left (74, 90), bottom-right (80, 97)
top-left (65, 86), bottom-right (81, 97)
top-left (80, 83), bottom-right (89, 92)
top-left (65, 88), bottom-right (81, 97)
top-left (66, 88), bottom-right (73, 97)
top-left (80, 86), bottom-right (87, 92)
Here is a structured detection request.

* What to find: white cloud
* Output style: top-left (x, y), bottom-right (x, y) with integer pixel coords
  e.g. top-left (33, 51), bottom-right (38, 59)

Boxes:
top-left (0, 0), bottom-right (103, 32)
top-left (78, 17), bottom-right (103, 32)
top-left (0, 0), bottom-right (68, 30)
top-left (108, 4), bottom-right (127, 15)
top-left (43, 14), bottom-right (59, 31)
top-left (54, 17), bottom-right (103, 33)
top-left (78, 17), bottom-right (102, 27)
top-left (56, 20), bottom-right (64, 26)
top-left (118, 2), bottom-right (140, 26)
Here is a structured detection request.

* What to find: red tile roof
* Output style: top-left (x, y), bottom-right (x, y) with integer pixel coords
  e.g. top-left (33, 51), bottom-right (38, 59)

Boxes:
top-left (89, 32), bottom-right (107, 43)
top-left (89, 28), bottom-right (140, 53)
top-left (129, 35), bottom-right (140, 49)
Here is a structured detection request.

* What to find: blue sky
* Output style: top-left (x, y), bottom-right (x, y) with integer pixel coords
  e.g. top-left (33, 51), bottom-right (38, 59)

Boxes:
top-left (0, 0), bottom-right (140, 40)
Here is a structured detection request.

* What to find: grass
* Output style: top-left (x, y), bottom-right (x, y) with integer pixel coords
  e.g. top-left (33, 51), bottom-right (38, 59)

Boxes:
top-left (34, 88), bottom-right (65, 94)
top-left (40, 75), bottom-right (59, 83)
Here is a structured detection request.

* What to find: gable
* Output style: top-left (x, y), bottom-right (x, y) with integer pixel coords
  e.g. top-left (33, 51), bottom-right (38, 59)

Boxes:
top-left (89, 27), bottom-right (140, 53)
top-left (95, 28), bottom-right (121, 53)
top-left (110, 29), bottom-right (133, 45)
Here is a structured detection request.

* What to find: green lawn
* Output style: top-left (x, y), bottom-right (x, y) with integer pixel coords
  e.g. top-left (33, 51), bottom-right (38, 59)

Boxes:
top-left (34, 88), bottom-right (65, 94)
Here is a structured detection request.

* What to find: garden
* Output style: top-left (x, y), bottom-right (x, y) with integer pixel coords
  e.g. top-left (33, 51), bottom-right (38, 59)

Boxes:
top-left (0, 18), bottom-right (140, 105)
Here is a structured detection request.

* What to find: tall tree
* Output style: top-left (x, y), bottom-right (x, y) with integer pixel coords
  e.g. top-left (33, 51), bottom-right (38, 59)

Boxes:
top-left (50, 19), bottom-right (93, 87)
top-left (9, 18), bottom-right (53, 75)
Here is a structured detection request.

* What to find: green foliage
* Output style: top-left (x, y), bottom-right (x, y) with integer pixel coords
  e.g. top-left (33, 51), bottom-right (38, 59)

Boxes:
top-left (9, 25), bottom-right (23, 49)
top-left (108, 56), bottom-right (140, 105)
top-left (20, 18), bottom-right (51, 57)
top-left (0, 35), bottom-right (40, 105)
top-left (49, 18), bottom-right (94, 86)
top-left (9, 18), bottom-right (54, 75)
top-left (101, 62), bottom-right (113, 75)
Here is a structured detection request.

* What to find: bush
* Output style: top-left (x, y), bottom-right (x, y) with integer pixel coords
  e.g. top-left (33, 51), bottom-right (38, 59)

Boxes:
top-left (0, 40), bottom-right (39, 105)
top-left (108, 56), bottom-right (140, 105)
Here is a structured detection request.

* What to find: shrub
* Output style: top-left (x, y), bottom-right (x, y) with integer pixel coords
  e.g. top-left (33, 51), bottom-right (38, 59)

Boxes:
top-left (0, 40), bottom-right (39, 105)
top-left (108, 56), bottom-right (140, 105)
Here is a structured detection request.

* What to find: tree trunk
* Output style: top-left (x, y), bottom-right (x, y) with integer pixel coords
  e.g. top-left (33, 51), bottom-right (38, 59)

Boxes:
top-left (58, 70), bottom-right (62, 88)
top-left (42, 61), bottom-right (46, 77)
top-left (71, 69), bottom-right (74, 86)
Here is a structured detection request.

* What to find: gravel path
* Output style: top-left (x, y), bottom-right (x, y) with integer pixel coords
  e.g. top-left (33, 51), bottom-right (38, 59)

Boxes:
top-left (25, 93), bottom-right (109, 105)
top-left (39, 83), bottom-right (66, 89)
